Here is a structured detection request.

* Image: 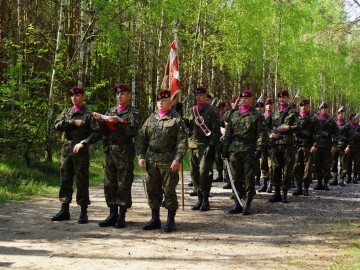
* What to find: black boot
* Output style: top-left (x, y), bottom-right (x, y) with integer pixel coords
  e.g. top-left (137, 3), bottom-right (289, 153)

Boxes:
top-left (214, 170), bottom-right (223, 182)
top-left (99, 205), bottom-right (118, 227)
top-left (303, 185), bottom-right (310, 196)
top-left (189, 189), bottom-right (197, 196)
top-left (200, 194), bottom-right (210, 211)
top-left (324, 181), bottom-right (330, 191)
top-left (282, 189), bottom-right (289, 203)
top-left (258, 178), bottom-right (268, 192)
top-left (329, 175), bottom-right (338, 185)
top-left (267, 182), bottom-right (273, 193)
top-left (78, 205), bottom-right (88, 224)
top-left (346, 174), bottom-right (352, 184)
top-left (142, 208), bottom-right (161, 230)
top-left (229, 198), bottom-right (243, 214)
top-left (339, 177), bottom-right (345, 187)
top-left (353, 175), bottom-right (358, 184)
top-left (243, 198), bottom-right (252, 215)
top-left (191, 193), bottom-right (203, 210)
top-left (292, 183), bottom-right (303, 196)
top-left (164, 209), bottom-right (176, 232)
top-left (255, 174), bottom-right (260, 186)
top-left (268, 185), bottom-right (282, 203)
top-left (313, 179), bottom-right (325, 190)
top-left (51, 203), bottom-right (70, 221)
top-left (114, 207), bottom-right (127, 228)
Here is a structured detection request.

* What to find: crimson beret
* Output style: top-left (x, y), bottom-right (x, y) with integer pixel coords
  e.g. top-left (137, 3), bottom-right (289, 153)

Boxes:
top-left (69, 86), bottom-right (85, 95)
top-left (349, 113), bottom-right (357, 120)
top-left (218, 102), bottom-right (226, 109)
top-left (265, 98), bottom-right (274, 105)
top-left (240, 89), bottom-right (252, 98)
top-left (156, 89), bottom-right (171, 100)
top-left (255, 102), bottom-right (265, 108)
top-left (114, 83), bottom-right (130, 94)
top-left (320, 102), bottom-right (329, 109)
top-left (194, 86), bottom-right (207, 94)
top-left (206, 94), bottom-right (213, 99)
top-left (278, 89), bottom-right (289, 97)
top-left (299, 99), bottom-right (310, 106)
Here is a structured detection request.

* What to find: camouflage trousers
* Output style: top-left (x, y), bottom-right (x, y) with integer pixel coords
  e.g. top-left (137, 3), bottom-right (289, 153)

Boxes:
top-left (145, 159), bottom-right (179, 210)
top-left (313, 147), bottom-right (332, 183)
top-left (228, 150), bottom-right (256, 199)
top-left (270, 144), bottom-right (295, 189)
top-left (59, 146), bottom-right (90, 206)
top-left (260, 146), bottom-right (272, 179)
top-left (331, 147), bottom-right (348, 178)
top-left (104, 144), bottom-right (135, 209)
top-left (347, 149), bottom-right (360, 176)
top-left (214, 141), bottom-right (224, 171)
top-left (293, 145), bottom-right (313, 186)
top-left (189, 145), bottom-right (214, 196)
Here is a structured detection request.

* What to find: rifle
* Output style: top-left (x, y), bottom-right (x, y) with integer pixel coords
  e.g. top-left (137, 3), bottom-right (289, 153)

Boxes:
top-left (253, 95), bottom-right (263, 108)
top-left (320, 106), bottom-right (344, 138)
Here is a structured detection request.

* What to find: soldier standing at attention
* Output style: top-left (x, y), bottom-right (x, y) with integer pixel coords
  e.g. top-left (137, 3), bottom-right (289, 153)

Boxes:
top-left (52, 86), bottom-right (100, 224)
top-left (347, 114), bottom-right (360, 184)
top-left (92, 83), bottom-right (140, 228)
top-left (214, 102), bottom-right (227, 183)
top-left (184, 86), bottom-right (221, 211)
top-left (268, 90), bottom-right (300, 203)
top-left (292, 99), bottom-right (321, 196)
top-left (258, 98), bottom-right (274, 193)
top-left (329, 108), bottom-right (352, 186)
top-left (313, 103), bottom-right (338, 190)
top-left (138, 89), bottom-right (188, 232)
top-left (222, 89), bottom-right (266, 215)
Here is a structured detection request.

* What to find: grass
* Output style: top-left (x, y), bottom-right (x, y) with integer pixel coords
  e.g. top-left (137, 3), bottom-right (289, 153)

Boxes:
top-left (0, 146), bottom-right (191, 203)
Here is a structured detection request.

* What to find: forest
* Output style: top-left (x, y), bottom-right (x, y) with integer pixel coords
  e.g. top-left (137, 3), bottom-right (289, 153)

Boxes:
top-left (0, 0), bottom-right (360, 165)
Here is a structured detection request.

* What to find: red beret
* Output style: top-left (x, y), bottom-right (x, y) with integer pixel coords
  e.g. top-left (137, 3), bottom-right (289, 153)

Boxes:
top-left (255, 102), bottom-right (265, 108)
top-left (278, 89), bottom-right (289, 97)
top-left (115, 83), bottom-right (130, 93)
top-left (349, 113), bottom-right (357, 120)
top-left (218, 102), bottom-right (226, 109)
top-left (240, 89), bottom-right (252, 98)
top-left (265, 98), bottom-right (274, 105)
top-left (156, 89), bottom-right (171, 100)
top-left (299, 99), bottom-right (310, 106)
top-left (320, 102), bottom-right (329, 109)
top-left (69, 86), bottom-right (85, 95)
top-left (206, 94), bottom-right (213, 99)
top-left (194, 86), bottom-right (207, 94)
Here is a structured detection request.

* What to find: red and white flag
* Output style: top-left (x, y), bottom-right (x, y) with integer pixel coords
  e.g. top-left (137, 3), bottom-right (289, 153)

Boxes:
top-left (161, 40), bottom-right (181, 98)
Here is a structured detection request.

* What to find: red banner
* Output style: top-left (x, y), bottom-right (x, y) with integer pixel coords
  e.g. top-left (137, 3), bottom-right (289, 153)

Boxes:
top-left (161, 40), bottom-right (181, 98)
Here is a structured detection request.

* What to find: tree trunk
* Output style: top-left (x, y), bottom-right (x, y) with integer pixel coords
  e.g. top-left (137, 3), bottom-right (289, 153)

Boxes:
top-left (78, 0), bottom-right (85, 85)
top-left (131, 15), bottom-right (137, 107)
top-left (45, 0), bottom-right (67, 163)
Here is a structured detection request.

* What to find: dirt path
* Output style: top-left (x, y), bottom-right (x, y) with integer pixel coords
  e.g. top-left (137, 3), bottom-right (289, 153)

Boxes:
top-left (0, 173), bottom-right (360, 270)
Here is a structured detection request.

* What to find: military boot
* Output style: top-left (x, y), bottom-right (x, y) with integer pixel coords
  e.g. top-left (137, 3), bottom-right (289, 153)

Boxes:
top-left (229, 198), bottom-right (243, 214)
top-left (199, 194), bottom-right (210, 211)
top-left (313, 178), bottom-right (325, 190)
top-left (258, 178), bottom-right (268, 192)
top-left (282, 189), bottom-right (289, 203)
top-left (114, 207), bottom-right (127, 228)
top-left (99, 205), bottom-right (118, 227)
top-left (189, 189), bottom-right (197, 196)
top-left (243, 198), bottom-right (252, 215)
top-left (292, 183), bottom-right (303, 196)
top-left (51, 203), bottom-right (70, 221)
top-left (142, 208), bottom-right (161, 230)
top-left (353, 175), bottom-right (358, 184)
top-left (267, 182), bottom-right (273, 193)
top-left (346, 174), bottom-right (352, 184)
top-left (188, 182), bottom-right (194, 187)
top-left (339, 177), bottom-right (345, 187)
top-left (329, 175), bottom-right (338, 185)
top-left (323, 180), bottom-right (330, 191)
top-left (164, 209), bottom-right (176, 232)
top-left (78, 205), bottom-right (88, 224)
top-left (214, 170), bottom-right (224, 182)
top-left (303, 184), bottom-right (310, 196)
top-left (268, 185), bottom-right (282, 203)
top-left (191, 193), bottom-right (203, 210)
top-left (255, 174), bottom-right (261, 186)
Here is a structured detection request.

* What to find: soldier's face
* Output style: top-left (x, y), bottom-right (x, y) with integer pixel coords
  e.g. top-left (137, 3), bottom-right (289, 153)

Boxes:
top-left (240, 97), bottom-right (253, 106)
top-left (338, 112), bottom-right (345, 120)
top-left (206, 98), bottom-right (212, 105)
top-left (195, 93), bottom-right (207, 104)
top-left (278, 96), bottom-right (289, 105)
top-left (265, 104), bottom-right (274, 111)
top-left (300, 104), bottom-right (310, 113)
top-left (157, 98), bottom-right (172, 111)
top-left (71, 94), bottom-right (86, 106)
top-left (116, 91), bottom-right (131, 106)
top-left (320, 108), bottom-right (329, 115)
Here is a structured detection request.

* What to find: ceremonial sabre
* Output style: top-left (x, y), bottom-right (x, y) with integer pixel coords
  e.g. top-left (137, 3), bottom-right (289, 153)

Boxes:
top-left (224, 159), bottom-right (244, 208)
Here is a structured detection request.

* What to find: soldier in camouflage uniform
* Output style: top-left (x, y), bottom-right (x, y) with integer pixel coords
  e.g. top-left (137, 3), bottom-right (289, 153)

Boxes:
top-left (292, 99), bottom-right (321, 196)
top-left (313, 102), bottom-right (338, 190)
top-left (268, 90), bottom-right (300, 203)
top-left (222, 89), bottom-right (266, 215)
top-left (258, 98), bottom-right (274, 193)
top-left (214, 102), bottom-right (227, 183)
top-left (183, 86), bottom-right (221, 211)
top-left (329, 108), bottom-right (352, 186)
top-left (52, 86), bottom-right (100, 224)
top-left (138, 89), bottom-right (188, 232)
top-left (93, 84), bottom-right (140, 228)
top-left (347, 114), bottom-right (360, 184)
top-left (254, 101), bottom-right (265, 186)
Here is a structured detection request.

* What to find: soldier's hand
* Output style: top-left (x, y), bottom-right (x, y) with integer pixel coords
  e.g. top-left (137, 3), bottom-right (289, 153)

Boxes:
top-left (331, 146), bottom-right (337, 154)
top-left (73, 143), bottom-right (84, 154)
top-left (345, 146), bottom-right (350, 155)
top-left (92, 112), bottom-right (104, 122)
top-left (108, 116), bottom-right (120, 123)
top-left (269, 133), bottom-right (279, 139)
top-left (310, 145), bottom-right (317, 154)
top-left (253, 150), bottom-right (261, 160)
top-left (170, 160), bottom-right (180, 172)
top-left (204, 145), bottom-right (215, 159)
top-left (74, 119), bottom-right (85, 127)
top-left (138, 159), bottom-right (146, 168)
top-left (276, 125), bottom-right (289, 132)
top-left (231, 97), bottom-right (240, 110)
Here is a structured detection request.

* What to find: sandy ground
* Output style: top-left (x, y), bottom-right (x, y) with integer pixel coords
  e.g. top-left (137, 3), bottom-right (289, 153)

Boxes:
top-left (1, 173), bottom-right (360, 270)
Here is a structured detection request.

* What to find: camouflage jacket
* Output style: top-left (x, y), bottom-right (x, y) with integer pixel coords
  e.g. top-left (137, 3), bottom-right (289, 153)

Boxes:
top-left (336, 121), bottom-right (353, 149)
top-left (54, 106), bottom-right (100, 147)
top-left (100, 105), bottom-right (140, 146)
top-left (350, 124), bottom-right (360, 150)
top-left (268, 105), bottom-right (300, 145)
top-left (184, 103), bottom-right (221, 148)
top-left (295, 112), bottom-right (321, 147)
top-left (222, 107), bottom-right (266, 153)
top-left (138, 110), bottom-right (188, 162)
top-left (317, 116), bottom-right (338, 148)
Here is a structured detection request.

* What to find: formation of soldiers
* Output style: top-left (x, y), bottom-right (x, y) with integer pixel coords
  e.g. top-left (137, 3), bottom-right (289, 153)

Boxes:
top-left (51, 85), bottom-right (360, 233)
